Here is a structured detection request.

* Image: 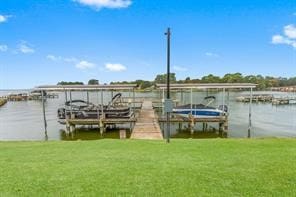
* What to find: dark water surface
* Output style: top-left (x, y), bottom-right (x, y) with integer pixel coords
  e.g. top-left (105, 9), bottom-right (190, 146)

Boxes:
top-left (0, 90), bottom-right (295, 140)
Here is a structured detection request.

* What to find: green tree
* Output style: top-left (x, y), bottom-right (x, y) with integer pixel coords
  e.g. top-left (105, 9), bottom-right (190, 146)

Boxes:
top-left (154, 73), bottom-right (176, 84)
top-left (88, 79), bottom-right (99, 85)
top-left (57, 81), bottom-right (84, 85)
top-left (222, 73), bottom-right (243, 83)
top-left (201, 74), bottom-right (221, 83)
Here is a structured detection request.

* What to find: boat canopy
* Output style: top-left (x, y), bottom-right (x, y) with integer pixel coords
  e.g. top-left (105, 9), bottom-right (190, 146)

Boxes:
top-left (34, 84), bottom-right (138, 91)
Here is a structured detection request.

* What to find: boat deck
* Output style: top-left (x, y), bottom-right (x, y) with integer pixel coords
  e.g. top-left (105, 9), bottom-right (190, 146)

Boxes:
top-left (131, 101), bottom-right (163, 140)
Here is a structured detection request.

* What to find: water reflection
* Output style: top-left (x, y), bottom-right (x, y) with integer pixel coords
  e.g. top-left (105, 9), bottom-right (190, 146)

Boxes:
top-left (60, 127), bottom-right (132, 141)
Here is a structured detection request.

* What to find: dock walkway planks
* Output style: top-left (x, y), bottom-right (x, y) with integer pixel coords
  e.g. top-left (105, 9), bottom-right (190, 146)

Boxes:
top-left (131, 100), bottom-right (163, 140)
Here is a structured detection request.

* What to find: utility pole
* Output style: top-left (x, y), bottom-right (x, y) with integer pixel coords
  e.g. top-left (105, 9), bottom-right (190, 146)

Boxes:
top-left (165, 28), bottom-right (171, 143)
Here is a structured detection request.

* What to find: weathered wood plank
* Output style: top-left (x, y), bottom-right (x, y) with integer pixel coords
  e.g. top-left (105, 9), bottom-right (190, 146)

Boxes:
top-left (131, 101), bottom-right (163, 140)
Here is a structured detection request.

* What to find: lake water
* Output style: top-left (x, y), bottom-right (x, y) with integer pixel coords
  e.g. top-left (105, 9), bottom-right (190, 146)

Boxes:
top-left (0, 90), bottom-right (295, 141)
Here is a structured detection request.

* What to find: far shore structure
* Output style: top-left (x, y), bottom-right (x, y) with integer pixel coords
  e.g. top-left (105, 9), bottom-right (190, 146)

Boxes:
top-left (35, 83), bottom-right (257, 141)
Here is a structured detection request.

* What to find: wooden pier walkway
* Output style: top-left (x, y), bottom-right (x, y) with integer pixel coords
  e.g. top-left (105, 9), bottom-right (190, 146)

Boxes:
top-left (131, 101), bottom-right (163, 140)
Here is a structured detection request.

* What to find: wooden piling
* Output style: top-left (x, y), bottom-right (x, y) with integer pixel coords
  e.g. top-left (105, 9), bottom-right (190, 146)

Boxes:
top-left (119, 129), bottom-right (126, 139)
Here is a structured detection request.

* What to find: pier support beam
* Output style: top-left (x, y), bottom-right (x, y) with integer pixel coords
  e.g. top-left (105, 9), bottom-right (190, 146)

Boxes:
top-left (202, 123), bottom-right (206, 132)
top-left (178, 122), bottom-right (182, 131)
top-left (99, 119), bottom-right (104, 136)
top-left (219, 122), bottom-right (224, 137)
top-left (190, 116), bottom-right (194, 134)
top-left (70, 124), bottom-right (75, 133)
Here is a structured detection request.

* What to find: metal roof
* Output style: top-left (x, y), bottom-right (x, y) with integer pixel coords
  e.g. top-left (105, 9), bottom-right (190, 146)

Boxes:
top-left (34, 84), bottom-right (138, 91)
top-left (156, 83), bottom-right (257, 89)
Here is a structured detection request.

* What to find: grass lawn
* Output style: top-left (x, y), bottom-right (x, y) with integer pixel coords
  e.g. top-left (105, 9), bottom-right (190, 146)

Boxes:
top-left (0, 139), bottom-right (295, 196)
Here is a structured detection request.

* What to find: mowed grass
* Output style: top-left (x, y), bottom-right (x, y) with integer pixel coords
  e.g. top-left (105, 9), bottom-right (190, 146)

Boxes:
top-left (0, 139), bottom-right (295, 196)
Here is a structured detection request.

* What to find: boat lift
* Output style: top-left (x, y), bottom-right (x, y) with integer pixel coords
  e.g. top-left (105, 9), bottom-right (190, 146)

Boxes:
top-left (156, 83), bottom-right (257, 138)
top-left (34, 84), bottom-right (138, 140)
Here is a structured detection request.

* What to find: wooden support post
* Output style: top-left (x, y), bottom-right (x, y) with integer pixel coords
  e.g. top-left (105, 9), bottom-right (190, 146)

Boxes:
top-left (99, 119), bottom-right (104, 136)
top-left (202, 122), bottom-right (206, 132)
top-left (224, 116), bottom-right (229, 131)
top-left (120, 129), bottom-right (126, 139)
top-left (66, 120), bottom-right (70, 134)
top-left (69, 90), bottom-right (73, 118)
top-left (219, 122), bottom-right (223, 137)
top-left (190, 115), bottom-right (194, 134)
top-left (70, 124), bottom-right (75, 133)
top-left (178, 122), bottom-right (182, 131)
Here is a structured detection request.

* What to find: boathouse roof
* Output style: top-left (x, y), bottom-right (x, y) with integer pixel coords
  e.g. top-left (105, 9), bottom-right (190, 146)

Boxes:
top-left (34, 84), bottom-right (138, 91)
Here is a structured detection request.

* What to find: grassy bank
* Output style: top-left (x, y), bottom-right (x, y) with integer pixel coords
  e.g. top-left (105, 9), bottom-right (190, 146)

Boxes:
top-left (0, 139), bottom-right (295, 196)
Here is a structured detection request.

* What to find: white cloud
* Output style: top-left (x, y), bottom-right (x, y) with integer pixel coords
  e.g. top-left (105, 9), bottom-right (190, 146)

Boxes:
top-left (205, 52), bottom-right (219, 58)
top-left (105, 63), bottom-right (126, 72)
top-left (46, 54), bottom-right (60, 61)
top-left (74, 0), bottom-right (132, 10)
top-left (46, 54), bottom-right (78, 63)
top-left (0, 15), bottom-right (11, 23)
top-left (76, 60), bottom-right (96, 69)
top-left (272, 24), bottom-right (296, 49)
top-left (271, 35), bottom-right (285, 44)
top-left (46, 54), bottom-right (96, 70)
top-left (0, 45), bottom-right (8, 52)
top-left (173, 66), bottom-right (187, 72)
top-left (284, 24), bottom-right (296, 39)
top-left (18, 41), bottom-right (35, 54)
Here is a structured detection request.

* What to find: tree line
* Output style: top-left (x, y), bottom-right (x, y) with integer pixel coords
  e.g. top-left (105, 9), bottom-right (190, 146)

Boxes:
top-left (57, 79), bottom-right (99, 85)
top-left (57, 73), bottom-right (296, 90)
top-left (111, 73), bottom-right (296, 90)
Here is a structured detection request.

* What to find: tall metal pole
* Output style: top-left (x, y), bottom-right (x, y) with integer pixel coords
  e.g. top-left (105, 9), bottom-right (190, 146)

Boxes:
top-left (86, 91), bottom-right (89, 103)
top-left (222, 88), bottom-right (225, 112)
top-left (165, 27), bottom-right (171, 143)
top-left (248, 87), bottom-right (253, 138)
top-left (190, 88), bottom-right (193, 115)
top-left (41, 90), bottom-right (48, 140)
top-left (132, 88), bottom-right (135, 111)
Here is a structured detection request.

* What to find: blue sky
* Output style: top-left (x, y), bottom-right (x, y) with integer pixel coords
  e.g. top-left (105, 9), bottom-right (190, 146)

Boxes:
top-left (0, 0), bottom-right (295, 89)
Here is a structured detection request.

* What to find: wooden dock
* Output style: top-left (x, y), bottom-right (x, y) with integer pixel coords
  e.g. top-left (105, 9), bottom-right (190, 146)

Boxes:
top-left (0, 98), bottom-right (7, 107)
top-left (236, 94), bottom-right (273, 103)
top-left (1, 93), bottom-right (59, 101)
top-left (272, 97), bottom-right (296, 105)
top-left (67, 118), bottom-right (137, 125)
top-left (131, 101), bottom-right (163, 140)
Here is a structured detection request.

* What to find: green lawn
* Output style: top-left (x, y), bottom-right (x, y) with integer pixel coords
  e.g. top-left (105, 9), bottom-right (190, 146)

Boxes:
top-left (0, 139), bottom-right (295, 196)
